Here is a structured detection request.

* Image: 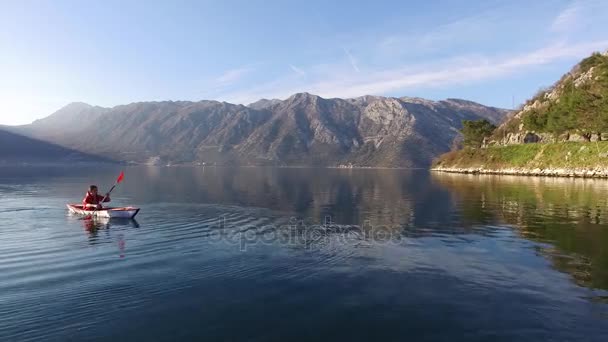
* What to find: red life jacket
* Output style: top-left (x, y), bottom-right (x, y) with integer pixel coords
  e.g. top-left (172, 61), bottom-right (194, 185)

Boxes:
top-left (82, 192), bottom-right (110, 207)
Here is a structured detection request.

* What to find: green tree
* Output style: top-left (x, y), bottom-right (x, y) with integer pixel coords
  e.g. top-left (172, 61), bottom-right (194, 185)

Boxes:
top-left (461, 119), bottom-right (496, 148)
top-left (523, 109), bottom-right (547, 131)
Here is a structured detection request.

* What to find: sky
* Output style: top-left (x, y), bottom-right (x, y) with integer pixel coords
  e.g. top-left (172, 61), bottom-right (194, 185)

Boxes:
top-left (1, 0), bottom-right (607, 125)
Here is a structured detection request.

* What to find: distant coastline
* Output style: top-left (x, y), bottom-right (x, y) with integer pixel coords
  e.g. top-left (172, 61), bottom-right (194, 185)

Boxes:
top-left (0, 161), bottom-right (119, 167)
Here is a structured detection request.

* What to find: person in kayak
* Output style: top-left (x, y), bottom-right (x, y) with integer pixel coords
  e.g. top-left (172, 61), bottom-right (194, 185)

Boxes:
top-left (82, 185), bottom-right (111, 209)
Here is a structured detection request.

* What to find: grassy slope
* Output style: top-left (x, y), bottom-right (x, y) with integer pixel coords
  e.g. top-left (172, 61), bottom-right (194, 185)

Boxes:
top-left (434, 141), bottom-right (608, 170)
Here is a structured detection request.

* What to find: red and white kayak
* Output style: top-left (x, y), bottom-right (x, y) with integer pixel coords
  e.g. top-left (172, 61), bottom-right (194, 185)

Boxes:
top-left (67, 204), bottom-right (140, 219)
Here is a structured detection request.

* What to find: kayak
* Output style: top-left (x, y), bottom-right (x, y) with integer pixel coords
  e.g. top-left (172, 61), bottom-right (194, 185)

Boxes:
top-left (66, 204), bottom-right (140, 219)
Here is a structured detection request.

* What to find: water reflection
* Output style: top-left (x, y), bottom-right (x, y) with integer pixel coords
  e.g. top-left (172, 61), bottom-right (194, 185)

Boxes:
top-left (82, 217), bottom-right (140, 230)
top-left (118, 166), bottom-right (608, 292)
top-left (123, 167), bottom-right (444, 226)
top-left (75, 216), bottom-right (138, 260)
top-left (433, 173), bottom-right (608, 291)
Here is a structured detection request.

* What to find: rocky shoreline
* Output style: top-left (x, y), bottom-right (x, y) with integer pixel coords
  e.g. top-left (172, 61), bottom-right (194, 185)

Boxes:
top-left (431, 166), bottom-right (608, 178)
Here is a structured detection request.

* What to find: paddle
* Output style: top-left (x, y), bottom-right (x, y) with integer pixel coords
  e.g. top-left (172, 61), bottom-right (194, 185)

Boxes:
top-left (85, 171), bottom-right (125, 219)
top-left (100, 171), bottom-right (125, 205)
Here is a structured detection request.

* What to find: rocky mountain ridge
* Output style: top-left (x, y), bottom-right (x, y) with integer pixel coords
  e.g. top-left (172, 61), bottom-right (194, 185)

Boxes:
top-left (10, 93), bottom-right (508, 167)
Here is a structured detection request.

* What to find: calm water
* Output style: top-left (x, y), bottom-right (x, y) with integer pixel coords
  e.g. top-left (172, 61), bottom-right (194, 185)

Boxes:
top-left (1, 166), bottom-right (607, 341)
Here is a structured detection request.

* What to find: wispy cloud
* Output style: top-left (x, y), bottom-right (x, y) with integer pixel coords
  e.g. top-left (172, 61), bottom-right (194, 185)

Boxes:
top-left (551, 1), bottom-right (583, 32)
top-left (378, 5), bottom-right (507, 58)
top-left (219, 40), bottom-right (608, 104)
top-left (343, 48), bottom-right (360, 72)
top-left (330, 41), bottom-right (607, 98)
top-left (210, 1), bottom-right (608, 105)
top-left (215, 67), bottom-right (254, 86)
top-left (289, 64), bottom-right (306, 76)
top-left (551, 0), bottom-right (608, 34)
top-left (195, 66), bottom-right (255, 99)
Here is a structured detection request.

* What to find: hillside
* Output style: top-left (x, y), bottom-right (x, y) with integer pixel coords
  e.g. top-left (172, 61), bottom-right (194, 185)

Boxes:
top-left (434, 50), bottom-right (608, 177)
top-left (10, 93), bottom-right (507, 168)
top-left (492, 50), bottom-right (608, 144)
top-left (0, 129), bottom-right (111, 164)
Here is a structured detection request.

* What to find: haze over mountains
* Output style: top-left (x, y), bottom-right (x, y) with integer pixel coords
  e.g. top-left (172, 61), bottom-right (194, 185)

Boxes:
top-left (5, 93), bottom-right (508, 167)
top-left (0, 129), bottom-right (109, 164)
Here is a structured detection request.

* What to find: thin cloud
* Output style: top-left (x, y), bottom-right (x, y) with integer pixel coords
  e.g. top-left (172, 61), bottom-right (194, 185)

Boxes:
top-left (378, 4), bottom-right (507, 57)
top-left (550, 0), bottom-right (608, 34)
top-left (289, 64), bottom-right (306, 76)
top-left (552, 1), bottom-right (583, 32)
top-left (316, 41), bottom-right (608, 98)
top-left (343, 48), bottom-right (360, 72)
top-left (220, 41), bottom-right (608, 104)
top-left (215, 67), bottom-right (253, 86)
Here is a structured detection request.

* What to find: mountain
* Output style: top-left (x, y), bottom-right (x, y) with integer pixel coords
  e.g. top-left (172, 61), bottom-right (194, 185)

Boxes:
top-left (248, 98), bottom-right (282, 110)
top-left (11, 93), bottom-right (508, 167)
top-left (433, 50), bottom-right (608, 177)
top-left (14, 102), bottom-right (109, 141)
top-left (0, 128), bottom-right (110, 164)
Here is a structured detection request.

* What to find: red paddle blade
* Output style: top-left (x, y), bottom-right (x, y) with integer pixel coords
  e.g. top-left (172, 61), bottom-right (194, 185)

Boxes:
top-left (116, 171), bottom-right (125, 183)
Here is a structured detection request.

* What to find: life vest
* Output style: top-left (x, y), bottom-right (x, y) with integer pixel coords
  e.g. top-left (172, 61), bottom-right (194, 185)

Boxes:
top-left (82, 192), bottom-right (109, 207)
